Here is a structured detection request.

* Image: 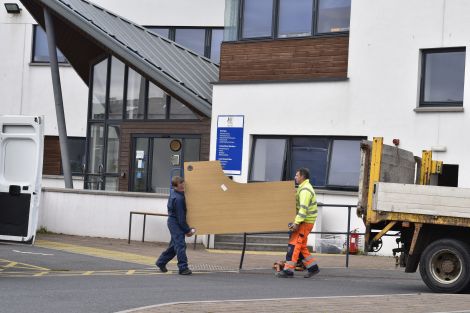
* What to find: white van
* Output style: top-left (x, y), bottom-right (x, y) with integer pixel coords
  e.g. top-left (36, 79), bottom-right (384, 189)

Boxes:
top-left (0, 115), bottom-right (44, 243)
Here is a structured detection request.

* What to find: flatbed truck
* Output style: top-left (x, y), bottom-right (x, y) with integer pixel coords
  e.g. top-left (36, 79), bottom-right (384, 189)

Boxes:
top-left (358, 138), bottom-right (470, 293)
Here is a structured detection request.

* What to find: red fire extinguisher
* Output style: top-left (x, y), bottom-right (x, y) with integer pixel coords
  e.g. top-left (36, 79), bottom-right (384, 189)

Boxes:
top-left (349, 229), bottom-right (359, 254)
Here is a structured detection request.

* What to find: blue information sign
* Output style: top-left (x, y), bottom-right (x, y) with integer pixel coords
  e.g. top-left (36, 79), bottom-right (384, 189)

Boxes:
top-left (216, 115), bottom-right (244, 175)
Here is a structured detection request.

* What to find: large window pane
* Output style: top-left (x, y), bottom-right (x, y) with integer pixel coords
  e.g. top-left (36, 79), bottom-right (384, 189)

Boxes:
top-left (87, 124), bottom-right (105, 174)
top-left (183, 138), bottom-right (201, 163)
top-left (133, 138), bottom-right (149, 192)
top-left (242, 0), bottom-right (274, 38)
top-left (175, 28), bottom-right (206, 55)
top-left (278, 0), bottom-right (313, 38)
top-left (91, 59), bottom-right (108, 120)
top-left (250, 138), bottom-right (287, 181)
top-left (327, 140), bottom-right (360, 186)
top-left (148, 82), bottom-right (167, 119)
top-left (105, 177), bottom-right (119, 191)
top-left (170, 98), bottom-right (198, 119)
top-left (62, 137), bottom-right (86, 175)
top-left (126, 68), bottom-right (146, 119)
top-left (108, 57), bottom-right (125, 119)
top-left (32, 25), bottom-right (67, 63)
top-left (317, 0), bottom-right (351, 33)
top-left (422, 49), bottom-right (466, 104)
top-left (106, 125), bottom-right (120, 173)
top-left (291, 137), bottom-right (329, 187)
top-left (147, 27), bottom-right (169, 39)
top-left (224, 0), bottom-right (240, 41)
top-left (210, 29), bottom-right (224, 63)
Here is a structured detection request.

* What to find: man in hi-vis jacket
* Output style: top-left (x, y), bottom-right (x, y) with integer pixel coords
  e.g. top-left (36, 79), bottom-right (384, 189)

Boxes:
top-left (277, 168), bottom-right (320, 278)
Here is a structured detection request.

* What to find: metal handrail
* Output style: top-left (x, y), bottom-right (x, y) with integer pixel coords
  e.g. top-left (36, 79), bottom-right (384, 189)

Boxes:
top-left (128, 211), bottom-right (198, 250)
top-left (238, 203), bottom-right (359, 270)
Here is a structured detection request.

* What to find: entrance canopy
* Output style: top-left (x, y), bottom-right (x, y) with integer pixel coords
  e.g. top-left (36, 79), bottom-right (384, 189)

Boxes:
top-left (20, 0), bottom-right (219, 117)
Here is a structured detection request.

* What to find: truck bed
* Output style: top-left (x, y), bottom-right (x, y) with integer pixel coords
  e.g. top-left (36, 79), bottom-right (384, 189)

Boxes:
top-left (374, 182), bottom-right (470, 220)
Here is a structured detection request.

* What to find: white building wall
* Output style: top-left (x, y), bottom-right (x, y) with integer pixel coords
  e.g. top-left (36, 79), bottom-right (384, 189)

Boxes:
top-left (211, 0), bottom-right (470, 255)
top-left (39, 188), bottom-right (202, 244)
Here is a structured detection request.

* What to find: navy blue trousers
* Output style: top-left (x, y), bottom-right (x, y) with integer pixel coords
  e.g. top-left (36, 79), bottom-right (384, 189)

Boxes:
top-left (156, 220), bottom-right (188, 271)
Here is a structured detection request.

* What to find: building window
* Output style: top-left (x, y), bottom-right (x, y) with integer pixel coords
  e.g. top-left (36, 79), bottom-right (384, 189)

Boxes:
top-left (249, 138), bottom-right (287, 182)
top-left (32, 25), bottom-right (67, 63)
top-left (278, 0), bottom-right (313, 38)
top-left (316, 0), bottom-right (351, 34)
top-left (242, 0), bottom-right (274, 38)
top-left (108, 57), bottom-right (125, 120)
top-left (210, 29), bottom-right (224, 62)
top-left (420, 48), bottom-right (466, 107)
top-left (90, 58), bottom-right (108, 120)
top-left (175, 28), bottom-right (206, 55)
top-left (249, 136), bottom-right (362, 190)
top-left (147, 27), bottom-right (170, 39)
top-left (146, 26), bottom-right (224, 63)
top-left (126, 68), bottom-right (146, 119)
top-left (86, 56), bottom-right (201, 190)
top-left (238, 0), bottom-right (350, 40)
top-left (148, 82), bottom-right (167, 119)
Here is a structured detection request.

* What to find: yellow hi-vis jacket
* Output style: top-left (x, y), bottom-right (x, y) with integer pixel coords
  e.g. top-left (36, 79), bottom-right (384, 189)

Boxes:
top-left (294, 179), bottom-right (318, 225)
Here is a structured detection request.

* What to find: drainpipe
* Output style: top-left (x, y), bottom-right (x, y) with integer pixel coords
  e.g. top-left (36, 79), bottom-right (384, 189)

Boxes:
top-left (44, 8), bottom-right (73, 189)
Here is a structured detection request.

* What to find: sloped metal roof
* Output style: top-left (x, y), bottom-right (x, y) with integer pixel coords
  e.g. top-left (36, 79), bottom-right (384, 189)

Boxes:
top-left (20, 0), bottom-right (219, 117)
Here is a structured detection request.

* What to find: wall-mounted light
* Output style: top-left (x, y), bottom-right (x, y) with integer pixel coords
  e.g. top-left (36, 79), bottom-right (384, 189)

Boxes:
top-left (4, 3), bottom-right (22, 14)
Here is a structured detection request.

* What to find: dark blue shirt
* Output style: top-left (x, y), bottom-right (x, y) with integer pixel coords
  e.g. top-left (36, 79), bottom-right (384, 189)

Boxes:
top-left (167, 189), bottom-right (191, 234)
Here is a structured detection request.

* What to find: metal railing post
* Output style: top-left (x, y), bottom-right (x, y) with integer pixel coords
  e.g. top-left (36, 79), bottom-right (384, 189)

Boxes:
top-left (345, 206), bottom-right (351, 268)
top-left (239, 233), bottom-right (247, 270)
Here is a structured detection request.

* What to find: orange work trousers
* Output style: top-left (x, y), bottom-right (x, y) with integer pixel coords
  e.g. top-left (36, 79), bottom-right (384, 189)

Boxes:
top-left (284, 223), bottom-right (317, 272)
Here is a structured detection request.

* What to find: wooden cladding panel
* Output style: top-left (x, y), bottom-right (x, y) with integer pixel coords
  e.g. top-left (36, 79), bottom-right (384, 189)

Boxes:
top-left (118, 119), bottom-right (211, 191)
top-left (43, 136), bottom-right (61, 175)
top-left (219, 36), bottom-right (349, 82)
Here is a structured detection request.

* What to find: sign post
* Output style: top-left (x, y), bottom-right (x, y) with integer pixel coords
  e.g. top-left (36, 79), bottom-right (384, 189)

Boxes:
top-left (216, 115), bottom-right (244, 175)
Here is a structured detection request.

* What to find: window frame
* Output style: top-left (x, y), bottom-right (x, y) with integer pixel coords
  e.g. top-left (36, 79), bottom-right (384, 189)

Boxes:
top-left (419, 47), bottom-right (466, 107)
top-left (238, 0), bottom-right (350, 41)
top-left (248, 135), bottom-right (364, 191)
top-left (31, 25), bottom-right (68, 64)
top-left (145, 26), bottom-right (224, 63)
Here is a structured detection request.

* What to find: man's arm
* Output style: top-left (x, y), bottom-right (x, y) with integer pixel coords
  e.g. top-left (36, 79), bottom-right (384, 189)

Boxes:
top-left (174, 197), bottom-right (191, 234)
top-left (294, 190), bottom-right (311, 225)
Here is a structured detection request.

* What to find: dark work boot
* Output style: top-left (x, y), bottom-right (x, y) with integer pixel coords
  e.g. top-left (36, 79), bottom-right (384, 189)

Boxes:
top-left (179, 268), bottom-right (192, 275)
top-left (156, 263), bottom-right (168, 273)
top-left (276, 270), bottom-right (294, 278)
top-left (304, 264), bottom-right (320, 278)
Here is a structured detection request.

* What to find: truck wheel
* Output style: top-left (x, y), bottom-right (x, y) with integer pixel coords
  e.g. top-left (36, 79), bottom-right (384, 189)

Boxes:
top-left (419, 239), bottom-right (470, 293)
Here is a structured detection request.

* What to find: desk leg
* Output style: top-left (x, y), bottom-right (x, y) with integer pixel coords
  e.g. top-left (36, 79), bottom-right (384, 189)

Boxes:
top-left (128, 212), bottom-right (132, 244)
top-left (142, 214), bottom-right (147, 242)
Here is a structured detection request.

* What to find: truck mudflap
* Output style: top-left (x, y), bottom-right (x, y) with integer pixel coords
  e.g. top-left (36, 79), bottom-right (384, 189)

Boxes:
top-left (0, 116), bottom-right (44, 243)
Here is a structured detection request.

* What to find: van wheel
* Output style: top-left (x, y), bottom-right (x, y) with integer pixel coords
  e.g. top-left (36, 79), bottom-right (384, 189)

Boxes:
top-left (419, 239), bottom-right (470, 293)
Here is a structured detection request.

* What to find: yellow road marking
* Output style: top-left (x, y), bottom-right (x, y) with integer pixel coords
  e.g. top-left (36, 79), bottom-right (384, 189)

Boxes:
top-left (0, 259), bottom-right (50, 271)
top-left (33, 272), bottom-right (49, 277)
top-left (0, 268), bottom-right (210, 278)
top-left (4, 262), bottom-right (18, 268)
top-left (35, 240), bottom-right (177, 266)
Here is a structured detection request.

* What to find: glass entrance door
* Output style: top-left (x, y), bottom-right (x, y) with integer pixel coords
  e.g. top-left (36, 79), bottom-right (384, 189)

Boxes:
top-left (131, 136), bottom-right (200, 193)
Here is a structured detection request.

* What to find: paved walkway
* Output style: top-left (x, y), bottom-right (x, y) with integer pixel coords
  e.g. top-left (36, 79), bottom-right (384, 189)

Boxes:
top-left (119, 294), bottom-right (470, 313)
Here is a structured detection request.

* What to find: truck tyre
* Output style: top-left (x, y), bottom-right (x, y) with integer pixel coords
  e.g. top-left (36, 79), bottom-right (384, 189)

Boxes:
top-left (419, 239), bottom-right (470, 293)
